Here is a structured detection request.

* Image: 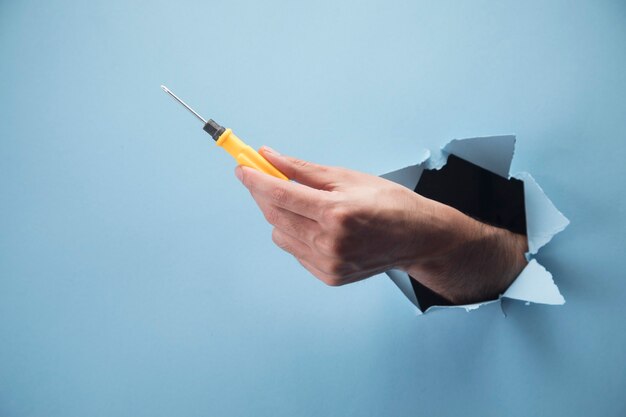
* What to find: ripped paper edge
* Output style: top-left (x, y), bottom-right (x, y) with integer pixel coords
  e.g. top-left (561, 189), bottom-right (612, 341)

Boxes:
top-left (381, 135), bottom-right (568, 314)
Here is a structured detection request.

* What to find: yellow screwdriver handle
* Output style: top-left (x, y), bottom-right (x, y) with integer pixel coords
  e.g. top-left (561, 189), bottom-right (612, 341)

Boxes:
top-left (216, 128), bottom-right (288, 180)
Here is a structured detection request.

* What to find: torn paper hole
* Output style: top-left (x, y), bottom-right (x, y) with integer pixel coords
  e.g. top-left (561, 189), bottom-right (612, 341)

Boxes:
top-left (381, 135), bottom-right (569, 315)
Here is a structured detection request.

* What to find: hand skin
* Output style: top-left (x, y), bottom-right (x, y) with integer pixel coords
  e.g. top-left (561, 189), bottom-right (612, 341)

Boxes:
top-left (235, 147), bottom-right (529, 305)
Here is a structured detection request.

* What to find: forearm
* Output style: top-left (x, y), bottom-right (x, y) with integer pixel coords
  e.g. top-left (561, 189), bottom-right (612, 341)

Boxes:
top-left (399, 197), bottom-right (529, 305)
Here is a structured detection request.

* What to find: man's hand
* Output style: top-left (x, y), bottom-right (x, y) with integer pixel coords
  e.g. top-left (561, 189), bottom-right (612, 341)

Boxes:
top-left (235, 147), bottom-right (528, 305)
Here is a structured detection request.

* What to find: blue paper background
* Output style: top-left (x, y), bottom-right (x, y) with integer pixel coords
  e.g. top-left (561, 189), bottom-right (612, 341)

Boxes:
top-left (1, 1), bottom-right (625, 416)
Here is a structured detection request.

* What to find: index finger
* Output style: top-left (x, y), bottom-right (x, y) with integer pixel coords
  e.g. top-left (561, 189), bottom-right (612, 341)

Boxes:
top-left (236, 165), bottom-right (328, 220)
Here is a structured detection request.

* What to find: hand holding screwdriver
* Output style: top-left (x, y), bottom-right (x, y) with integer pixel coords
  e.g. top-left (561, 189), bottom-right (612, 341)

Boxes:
top-left (236, 147), bottom-right (529, 305)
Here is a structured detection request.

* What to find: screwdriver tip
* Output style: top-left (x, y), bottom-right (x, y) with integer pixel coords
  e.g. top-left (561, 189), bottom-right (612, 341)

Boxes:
top-left (160, 84), bottom-right (207, 124)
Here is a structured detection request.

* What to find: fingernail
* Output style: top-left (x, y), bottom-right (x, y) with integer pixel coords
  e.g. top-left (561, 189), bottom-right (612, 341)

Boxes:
top-left (235, 166), bottom-right (244, 182)
top-left (263, 146), bottom-right (280, 156)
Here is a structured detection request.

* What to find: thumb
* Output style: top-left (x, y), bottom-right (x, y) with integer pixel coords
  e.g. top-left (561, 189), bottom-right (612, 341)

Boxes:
top-left (259, 146), bottom-right (337, 190)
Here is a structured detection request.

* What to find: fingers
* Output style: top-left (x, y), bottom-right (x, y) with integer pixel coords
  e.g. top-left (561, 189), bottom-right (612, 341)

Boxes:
top-left (252, 196), bottom-right (320, 244)
top-left (274, 230), bottom-right (352, 287)
top-left (236, 165), bottom-right (329, 220)
top-left (273, 229), bottom-right (355, 287)
top-left (259, 146), bottom-right (338, 190)
top-left (271, 228), bottom-right (311, 261)
top-left (297, 259), bottom-right (364, 287)
top-left (297, 259), bottom-right (343, 286)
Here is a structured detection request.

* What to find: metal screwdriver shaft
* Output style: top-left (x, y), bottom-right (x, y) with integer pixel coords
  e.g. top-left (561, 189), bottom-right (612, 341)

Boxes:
top-left (161, 85), bottom-right (207, 124)
top-left (161, 85), bottom-right (226, 141)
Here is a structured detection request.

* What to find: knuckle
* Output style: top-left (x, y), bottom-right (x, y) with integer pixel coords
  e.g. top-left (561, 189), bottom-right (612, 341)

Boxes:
top-left (288, 158), bottom-right (321, 183)
top-left (314, 235), bottom-right (336, 256)
top-left (315, 234), bottom-right (350, 258)
top-left (328, 261), bottom-right (346, 276)
top-left (322, 276), bottom-right (343, 287)
top-left (323, 205), bottom-right (352, 229)
top-left (264, 206), bottom-right (281, 226)
top-left (297, 258), bottom-right (346, 287)
top-left (283, 220), bottom-right (300, 237)
top-left (291, 158), bottom-right (312, 169)
top-left (271, 229), bottom-right (291, 252)
top-left (270, 186), bottom-right (288, 204)
top-left (319, 259), bottom-right (348, 278)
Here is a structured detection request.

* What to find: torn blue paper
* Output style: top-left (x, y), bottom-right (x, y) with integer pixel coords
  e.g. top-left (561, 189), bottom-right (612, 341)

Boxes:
top-left (381, 135), bottom-right (568, 314)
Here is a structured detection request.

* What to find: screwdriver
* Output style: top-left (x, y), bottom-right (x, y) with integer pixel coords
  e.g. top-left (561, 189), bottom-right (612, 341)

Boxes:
top-left (161, 85), bottom-right (288, 180)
